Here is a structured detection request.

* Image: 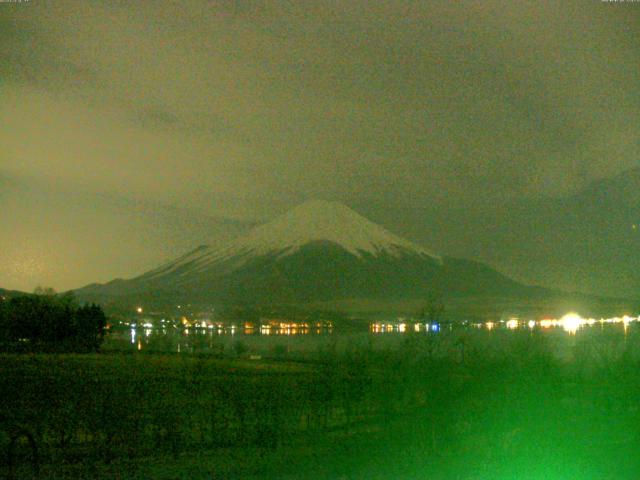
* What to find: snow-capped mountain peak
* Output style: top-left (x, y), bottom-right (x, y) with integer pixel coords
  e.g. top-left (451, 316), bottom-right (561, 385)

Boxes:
top-left (76, 200), bottom-right (532, 306)
top-left (143, 200), bottom-right (439, 279)
top-left (230, 199), bottom-right (438, 259)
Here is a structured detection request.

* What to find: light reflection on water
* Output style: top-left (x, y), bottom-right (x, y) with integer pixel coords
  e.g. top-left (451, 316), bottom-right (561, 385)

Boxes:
top-left (105, 313), bottom-right (639, 357)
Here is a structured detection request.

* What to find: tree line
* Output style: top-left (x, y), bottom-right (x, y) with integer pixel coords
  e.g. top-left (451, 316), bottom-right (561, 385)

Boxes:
top-left (0, 288), bottom-right (107, 352)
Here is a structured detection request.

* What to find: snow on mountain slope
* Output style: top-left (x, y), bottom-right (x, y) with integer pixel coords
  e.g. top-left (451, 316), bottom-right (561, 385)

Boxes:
top-left (75, 200), bottom-right (547, 306)
top-left (144, 200), bottom-right (440, 279)
top-left (232, 200), bottom-right (438, 258)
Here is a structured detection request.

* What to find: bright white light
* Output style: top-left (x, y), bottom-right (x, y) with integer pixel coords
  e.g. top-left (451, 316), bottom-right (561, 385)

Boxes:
top-left (136, 307), bottom-right (143, 314)
top-left (560, 312), bottom-right (583, 334)
top-left (528, 320), bottom-right (536, 329)
top-left (506, 319), bottom-right (518, 330)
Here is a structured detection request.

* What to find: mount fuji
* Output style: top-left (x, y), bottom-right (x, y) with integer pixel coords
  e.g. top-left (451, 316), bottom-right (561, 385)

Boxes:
top-left (76, 200), bottom-right (539, 307)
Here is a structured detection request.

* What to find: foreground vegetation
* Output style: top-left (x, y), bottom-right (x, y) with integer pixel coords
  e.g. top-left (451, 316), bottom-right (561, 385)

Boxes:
top-left (2, 328), bottom-right (640, 479)
top-left (0, 291), bottom-right (106, 353)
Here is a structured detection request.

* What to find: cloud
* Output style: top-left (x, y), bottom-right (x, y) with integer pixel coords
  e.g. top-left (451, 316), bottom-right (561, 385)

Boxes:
top-left (0, 0), bottom-right (638, 290)
top-left (0, 171), bottom-right (251, 290)
top-left (2, 1), bottom-right (636, 206)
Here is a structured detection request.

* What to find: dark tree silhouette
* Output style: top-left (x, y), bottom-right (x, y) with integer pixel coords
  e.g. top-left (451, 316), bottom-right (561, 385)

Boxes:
top-left (0, 291), bottom-right (107, 352)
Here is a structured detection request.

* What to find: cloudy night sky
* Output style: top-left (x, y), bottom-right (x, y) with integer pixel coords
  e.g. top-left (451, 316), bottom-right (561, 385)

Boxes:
top-left (1, 1), bottom-right (639, 296)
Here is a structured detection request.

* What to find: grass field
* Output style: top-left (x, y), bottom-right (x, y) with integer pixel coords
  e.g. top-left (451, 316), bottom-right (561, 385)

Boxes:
top-left (2, 328), bottom-right (640, 479)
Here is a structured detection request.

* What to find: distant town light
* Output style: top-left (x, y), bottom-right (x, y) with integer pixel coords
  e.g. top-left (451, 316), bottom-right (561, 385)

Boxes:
top-left (136, 307), bottom-right (143, 314)
top-left (560, 312), bottom-right (583, 335)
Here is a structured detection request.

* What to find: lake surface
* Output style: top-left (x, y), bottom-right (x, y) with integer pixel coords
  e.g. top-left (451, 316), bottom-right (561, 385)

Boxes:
top-left (103, 314), bottom-right (640, 361)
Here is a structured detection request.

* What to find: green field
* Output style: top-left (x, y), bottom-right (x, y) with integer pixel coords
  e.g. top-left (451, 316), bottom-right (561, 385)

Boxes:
top-left (2, 329), bottom-right (640, 479)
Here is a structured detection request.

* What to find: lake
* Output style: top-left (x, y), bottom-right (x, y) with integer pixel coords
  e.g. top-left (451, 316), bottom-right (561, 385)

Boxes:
top-left (103, 313), bottom-right (640, 362)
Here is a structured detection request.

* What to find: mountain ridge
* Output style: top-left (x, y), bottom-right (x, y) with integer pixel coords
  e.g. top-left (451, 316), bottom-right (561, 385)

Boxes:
top-left (75, 199), bottom-right (630, 316)
top-left (77, 201), bottom-right (519, 304)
